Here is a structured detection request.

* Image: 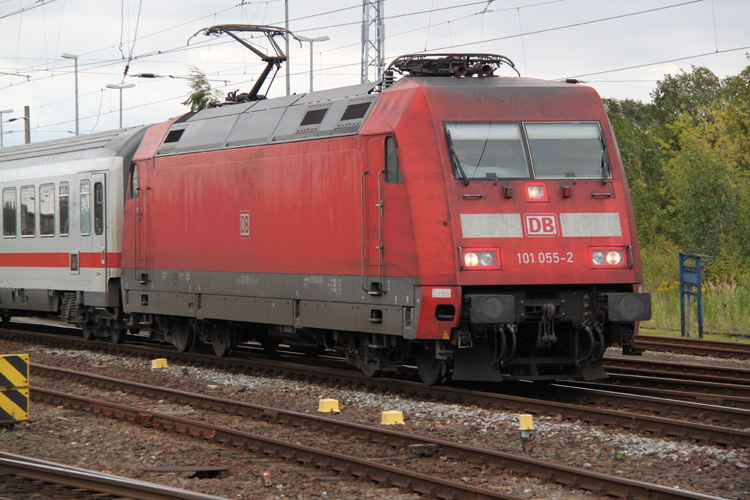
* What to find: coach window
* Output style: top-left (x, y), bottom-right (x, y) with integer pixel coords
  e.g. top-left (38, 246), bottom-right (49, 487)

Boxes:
top-left (128, 163), bottom-right (138, 199)
top-left (385, 137), bottom-right (403, 184)
top-left (2, 188), bottom-right (16, 237)
top-left (94, 182), bottom-right (104, 235)
top-left (39, 184), bottom-right (55, 236)
top-left (20, 186), bottom-right (35, 236)
top-left (80, 180), bottom-right (91, 235)
top-left (59, 182), bottom-right (69, 236)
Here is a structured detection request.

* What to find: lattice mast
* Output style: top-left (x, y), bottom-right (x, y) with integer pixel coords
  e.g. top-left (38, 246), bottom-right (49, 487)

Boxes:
top-left (361, 0), bottom-right (385, 83)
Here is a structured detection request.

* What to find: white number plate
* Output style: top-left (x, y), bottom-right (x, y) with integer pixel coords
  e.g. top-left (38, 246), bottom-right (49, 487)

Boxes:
top-left (517, 252), bottom-right (574, 264)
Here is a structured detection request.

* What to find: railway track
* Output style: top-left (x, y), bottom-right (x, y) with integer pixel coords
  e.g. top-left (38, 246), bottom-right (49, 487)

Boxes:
top-left (5, 326), bottom-right (750, 447)
top-left (635, 335), bottom-right (750, 360)
top-left (30, 364), bottom-right (723, 500)
top-left (0, 452), bottom-right (225, 500)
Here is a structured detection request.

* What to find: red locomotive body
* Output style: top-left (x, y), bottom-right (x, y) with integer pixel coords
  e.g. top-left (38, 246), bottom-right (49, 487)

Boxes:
top-left (0, 53), bottom-right (650, 384)
top-left (118, 54), bottom-right (650, 383)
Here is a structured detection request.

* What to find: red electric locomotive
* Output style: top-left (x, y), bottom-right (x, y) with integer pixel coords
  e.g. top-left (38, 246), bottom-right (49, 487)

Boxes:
top-left (116, 53), bottom-right (650, 384)
top-left (0, 37), bottom-right (650, 384)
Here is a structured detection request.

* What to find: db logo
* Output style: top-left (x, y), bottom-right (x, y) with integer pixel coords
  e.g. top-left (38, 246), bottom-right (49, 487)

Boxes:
top-left (523, 214), bottom-right (558, 237)
top-left (239, 211), bottom-right (250, 238)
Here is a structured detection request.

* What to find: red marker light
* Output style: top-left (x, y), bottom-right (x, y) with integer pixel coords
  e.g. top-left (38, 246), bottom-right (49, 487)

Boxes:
top-left (524, 182), bottom-right (548, 202)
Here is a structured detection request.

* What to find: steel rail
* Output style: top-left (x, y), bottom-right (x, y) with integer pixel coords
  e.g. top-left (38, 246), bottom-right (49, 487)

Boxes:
top-left (635, 335), bottom-right (750, 360)
top-left (564, 377), bottom-right (750, 410)
top-left (546, 382), bottom-right (750, 427)
top-left (0, 452), bottom-right (226, 500)
top-left (603, 358), bottom-right (750, 384)
top-left (29, 383), bottom-right (722, 500)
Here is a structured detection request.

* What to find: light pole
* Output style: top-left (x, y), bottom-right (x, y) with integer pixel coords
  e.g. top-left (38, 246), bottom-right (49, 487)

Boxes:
top-left (285, 0), bottom-right (290, 96)
top-left (61, 53), bottom-right (79, 136)
top-left (7, 106), bottom-right (30, 144)
top-left (297, 35), bottom-right (330, 93)
top-left (106, 83), bottom-right (135, 128)
top-left (0, 109), bottom-right (12, 148)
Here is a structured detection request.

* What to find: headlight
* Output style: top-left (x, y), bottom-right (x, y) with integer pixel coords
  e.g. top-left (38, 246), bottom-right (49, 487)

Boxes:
top-left (606, 251), bottom-right (621, 265)
top-left (461, 248), bottom-right (501, 270)
top-left (592, 251), bottom-right (604, 266)
top-left (480, 253), bottom-right (494, 266)
top-left (590, 247), bottom-right (629, 269)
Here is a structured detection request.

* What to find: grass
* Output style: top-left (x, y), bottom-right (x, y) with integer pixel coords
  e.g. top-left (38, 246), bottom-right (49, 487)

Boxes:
top-left (639, 246), bottom-right (750, 339)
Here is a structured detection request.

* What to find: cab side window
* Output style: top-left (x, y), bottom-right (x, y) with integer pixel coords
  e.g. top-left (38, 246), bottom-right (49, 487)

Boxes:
top-left (2, 188), bottom-right (16, 237)
top-left (385, 136), bottom-right (403, 184)
top-left (128, 163), bottom-right (139, 199)
top-left (20, 186), bottom-right (35, 236)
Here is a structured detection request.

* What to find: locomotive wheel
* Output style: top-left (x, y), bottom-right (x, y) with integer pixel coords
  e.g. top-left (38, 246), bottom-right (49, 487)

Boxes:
top-left (360, 363), bottom-right (382, 378)
top-left (172, 320), bottom-right (196, 353)
top-left (109, 327), bottom-right (125, 344)
top-left (1, 313), bottom-right (10, 324)
top-left (211, 329), bottom-right (234, 357)
top-left (415, 347), bottom-right (447, 386)
top-left (81, 323), bottom-right (96, 341)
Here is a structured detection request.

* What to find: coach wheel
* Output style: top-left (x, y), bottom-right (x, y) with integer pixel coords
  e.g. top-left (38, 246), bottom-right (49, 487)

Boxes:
top-left (294, 345), bottom-right (323, 357)
top-left (109, 327), bottom-right (125, 344)
top-left (415, 347), bottom-right (448, 386)
top-left (172, 320), bottom-right (196, 353)
top-left (1, 312), bottom-right (10, 324)
top-left (211, 329), bottom-right (234, 357)
top-left (81, 323), bottom-right (96, 341)
top-left (260, 338), bottom-right (280, 353)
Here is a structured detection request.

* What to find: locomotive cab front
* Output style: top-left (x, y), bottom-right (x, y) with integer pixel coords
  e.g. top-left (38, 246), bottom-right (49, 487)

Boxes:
top-left (374, 55), bottom-right (651, 384)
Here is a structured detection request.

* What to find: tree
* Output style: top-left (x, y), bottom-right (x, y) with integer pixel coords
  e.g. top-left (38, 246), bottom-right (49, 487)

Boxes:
top-left (650, 66), bottom-right (722, 125)
top-left (605, 61), bottom-right (750, 279)
top-left (182, 66), bottom-right (223, 111)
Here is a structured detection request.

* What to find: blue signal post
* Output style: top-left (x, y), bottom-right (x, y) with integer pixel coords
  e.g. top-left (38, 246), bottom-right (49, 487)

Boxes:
top-left (679, 253), bottom-right (714, 339)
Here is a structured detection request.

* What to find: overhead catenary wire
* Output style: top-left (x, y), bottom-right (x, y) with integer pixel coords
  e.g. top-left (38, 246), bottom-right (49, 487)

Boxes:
top-left (1, 0), bottom-right (744, 139)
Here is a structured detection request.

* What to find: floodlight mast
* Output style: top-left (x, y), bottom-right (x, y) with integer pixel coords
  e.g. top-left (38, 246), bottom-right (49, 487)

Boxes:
top-left (190, 25), bottom-right (299, 102)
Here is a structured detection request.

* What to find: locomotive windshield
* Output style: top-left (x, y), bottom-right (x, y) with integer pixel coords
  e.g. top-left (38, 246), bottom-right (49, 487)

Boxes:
top-left (445, 121), bottom-right (609, 181)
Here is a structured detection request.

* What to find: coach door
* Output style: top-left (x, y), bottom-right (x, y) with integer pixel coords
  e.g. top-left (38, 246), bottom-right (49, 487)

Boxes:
top-left (91, 173), bottom-right (108, 283)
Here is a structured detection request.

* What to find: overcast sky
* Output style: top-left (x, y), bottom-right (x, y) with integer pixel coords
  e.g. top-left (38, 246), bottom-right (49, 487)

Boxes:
top-left (1, 0), bottom-right (748, 147)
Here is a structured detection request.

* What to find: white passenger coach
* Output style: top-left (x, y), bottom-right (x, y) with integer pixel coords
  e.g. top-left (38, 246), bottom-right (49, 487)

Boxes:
top-left (0, 127), bottom-right (148, 341)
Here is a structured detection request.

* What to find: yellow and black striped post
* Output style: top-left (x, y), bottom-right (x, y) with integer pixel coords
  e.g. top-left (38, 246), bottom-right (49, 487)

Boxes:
top-left (0, 354), bottom-right (29, 424)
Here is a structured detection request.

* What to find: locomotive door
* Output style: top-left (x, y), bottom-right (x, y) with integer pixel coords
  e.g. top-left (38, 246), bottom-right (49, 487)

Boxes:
top-left (132, 162), bottom-right (149, 283)
top-left (91, 172), bottom-right (108, 283)
top-left (363, 136), bottom-right (386, 295)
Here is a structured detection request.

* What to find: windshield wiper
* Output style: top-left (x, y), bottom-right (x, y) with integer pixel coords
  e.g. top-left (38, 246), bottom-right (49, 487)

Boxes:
top-left (445, 129), bottom-right (470, 186)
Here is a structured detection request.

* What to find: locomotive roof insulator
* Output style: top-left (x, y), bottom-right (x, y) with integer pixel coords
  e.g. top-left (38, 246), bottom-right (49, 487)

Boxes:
top-left (385, 53), bottom-right (520, 78)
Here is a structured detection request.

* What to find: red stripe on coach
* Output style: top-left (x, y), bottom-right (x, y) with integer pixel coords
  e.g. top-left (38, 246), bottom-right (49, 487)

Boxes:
top-left (0, 253), bottom-right (122, 269)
